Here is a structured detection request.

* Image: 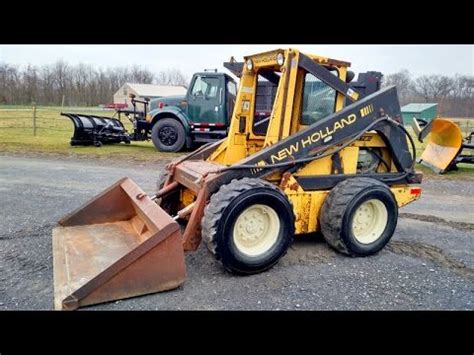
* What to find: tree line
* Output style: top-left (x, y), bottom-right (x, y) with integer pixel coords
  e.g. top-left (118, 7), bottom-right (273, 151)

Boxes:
top-left (1, 60), bottom-right (473, 117)
top-left (382, 70), bottom-right (473, 117)
top-left (0, 60), bottom-right (189, 106)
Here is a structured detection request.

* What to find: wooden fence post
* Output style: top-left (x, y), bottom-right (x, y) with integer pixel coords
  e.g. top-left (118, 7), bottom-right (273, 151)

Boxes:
top-left (32, 103), bottom-right (37, 136)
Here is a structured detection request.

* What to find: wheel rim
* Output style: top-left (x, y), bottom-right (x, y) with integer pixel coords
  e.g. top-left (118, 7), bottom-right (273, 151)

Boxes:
top-left (158, 126), bottom-right (178, 146)
top-left (232, 204), bottom-right (280, 257)
top-left (351, 199), bottom-right (388, 244)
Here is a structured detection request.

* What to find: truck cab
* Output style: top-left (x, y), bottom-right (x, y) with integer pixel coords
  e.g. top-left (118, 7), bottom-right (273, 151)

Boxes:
top-left (147, 71), bottom-right (237, 152)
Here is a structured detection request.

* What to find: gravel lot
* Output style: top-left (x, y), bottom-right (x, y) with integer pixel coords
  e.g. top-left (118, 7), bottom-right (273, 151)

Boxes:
top-left (0, 154), bottom-right (473, 310)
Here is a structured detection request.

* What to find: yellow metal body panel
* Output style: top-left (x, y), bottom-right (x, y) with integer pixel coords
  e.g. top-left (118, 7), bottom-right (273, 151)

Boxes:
top-left (283, 175), bottom-right (421, 235)
top-left (181, 188), bottom-right (195, 207)
top-left (208, 49), bottom-right (351, 165)
top-left (391, 185), bottom-right (422, 208)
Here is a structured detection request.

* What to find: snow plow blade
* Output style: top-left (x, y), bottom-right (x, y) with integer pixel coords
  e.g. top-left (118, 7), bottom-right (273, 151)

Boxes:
top-left (417, 118), bottom-right (464, 173)
top-left (61, 112), bottom-right (131, 146)
top-left (52, 177), bottom-right (186, 310)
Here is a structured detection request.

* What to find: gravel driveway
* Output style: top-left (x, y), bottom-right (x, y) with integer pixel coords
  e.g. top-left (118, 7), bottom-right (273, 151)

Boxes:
top-left (0, 154), bottom-right (473, 310)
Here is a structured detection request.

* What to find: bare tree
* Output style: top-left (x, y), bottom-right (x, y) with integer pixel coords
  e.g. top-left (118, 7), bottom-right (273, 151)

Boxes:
top-left (2, 61), bottom-right (471, 116)
top-left (20, 64), bottom-right (39, 104)
top-left (413, 75), bottom-right (454, 102)
top-left (382, 69), bottom-right (413, 104)
top-left (155, 68), bottom-right (189, 87)
top-left (51, 60), bottom-right (71, 105)
top-left (0, 63), bottom-right (22, 104)
top-left (39, 65), bottom-right (55, 104)
top-left (451, 74), bottom-right (473, 99)
top-left (130, 65), bottom-right (154, 84)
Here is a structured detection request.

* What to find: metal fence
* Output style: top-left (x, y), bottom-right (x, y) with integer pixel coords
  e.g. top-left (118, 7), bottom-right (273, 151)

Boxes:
top-left (0, 106), bottom-right (472, 158)
top-left (0, 105), bottom-right (117, 136)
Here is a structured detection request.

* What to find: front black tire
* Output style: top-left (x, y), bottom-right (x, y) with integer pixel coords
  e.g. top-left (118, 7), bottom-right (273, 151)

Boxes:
top-left (201, 178), bottom-right (295, 275)
top-left (320, 177), bottom-right (398, 256)
top-left (151, 118), bottom-right (186, 152)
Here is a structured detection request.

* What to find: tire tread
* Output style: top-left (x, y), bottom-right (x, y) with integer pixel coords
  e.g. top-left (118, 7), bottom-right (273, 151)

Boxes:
top-left (320, 177), bottom-right (393, 255)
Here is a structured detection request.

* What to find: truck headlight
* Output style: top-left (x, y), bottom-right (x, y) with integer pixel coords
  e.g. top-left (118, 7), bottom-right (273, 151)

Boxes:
top-left (277, 52), bottom-right (285, 66)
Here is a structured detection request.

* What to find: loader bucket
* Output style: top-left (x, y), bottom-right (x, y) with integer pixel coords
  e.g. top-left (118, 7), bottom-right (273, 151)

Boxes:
top-left (52, 177), bottom-right (186, 310)
top-left (418, 118), bottom-right (463, 173)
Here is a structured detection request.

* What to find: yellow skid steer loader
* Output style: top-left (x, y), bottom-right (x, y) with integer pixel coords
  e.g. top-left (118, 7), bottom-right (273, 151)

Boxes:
top-left (53, 48), bottom-right (424, 310)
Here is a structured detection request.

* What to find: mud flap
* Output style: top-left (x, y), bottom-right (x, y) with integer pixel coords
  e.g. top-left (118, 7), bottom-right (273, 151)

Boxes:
top-left (52, 178), bottom-right (186, 310)
top-left (417, 118), bottom-right (464, 174)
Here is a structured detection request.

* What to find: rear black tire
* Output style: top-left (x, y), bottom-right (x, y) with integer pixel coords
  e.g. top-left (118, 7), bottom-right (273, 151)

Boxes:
top-left (320, 177), bottom-right (398, 256)
top-left (201, 178), bottom-right (295, 275)
top-left (151, 118), bottom-right (186, 152)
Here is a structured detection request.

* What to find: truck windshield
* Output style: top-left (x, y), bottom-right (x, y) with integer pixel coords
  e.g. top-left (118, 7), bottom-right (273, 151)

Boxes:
top-left (191, 76), bottom-right (219, 98)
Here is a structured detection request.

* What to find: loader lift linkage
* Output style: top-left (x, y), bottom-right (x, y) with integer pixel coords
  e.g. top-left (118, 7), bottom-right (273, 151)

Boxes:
top-left (53, 48), bottom-right (423, 310)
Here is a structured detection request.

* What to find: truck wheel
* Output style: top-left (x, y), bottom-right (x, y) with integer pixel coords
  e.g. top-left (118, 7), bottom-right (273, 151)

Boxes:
top-left (202, 178), bottom-right (294, 275)
top-left (151, 118), bottom-right (185, 152)
top-left (320, 177), bottom-right (398, 256)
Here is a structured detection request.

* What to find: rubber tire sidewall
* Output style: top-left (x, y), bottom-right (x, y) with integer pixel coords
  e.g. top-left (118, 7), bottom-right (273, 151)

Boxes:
top-left (215, 188), bottom-right (294, 274)
top-left (340, 186), bottom-right (398, 255)
top-left (151, 118), bottom-right (186, 152)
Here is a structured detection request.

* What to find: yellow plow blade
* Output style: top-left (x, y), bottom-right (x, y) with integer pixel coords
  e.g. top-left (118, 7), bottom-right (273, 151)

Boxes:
top-left (418, 118), bottom-right (463, 173)
top-left (52, 177), bottom-right (186, 310)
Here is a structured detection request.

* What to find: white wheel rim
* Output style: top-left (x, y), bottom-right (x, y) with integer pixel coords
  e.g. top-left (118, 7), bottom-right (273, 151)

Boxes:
top-left (232, 204), bottom-right (280, 257)
top-left (351, 199), bottom-right (388, 244)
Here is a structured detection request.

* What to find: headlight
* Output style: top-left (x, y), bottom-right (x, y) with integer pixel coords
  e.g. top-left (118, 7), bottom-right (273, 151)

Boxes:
top-left (246, 59), bottom-right (253, 71)
top-left (277, 52), bottom-right (285, 66)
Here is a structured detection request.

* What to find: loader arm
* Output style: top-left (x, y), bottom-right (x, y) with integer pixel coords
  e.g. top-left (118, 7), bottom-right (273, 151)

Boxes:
top-left (206, 86), bottom-right (417, 193)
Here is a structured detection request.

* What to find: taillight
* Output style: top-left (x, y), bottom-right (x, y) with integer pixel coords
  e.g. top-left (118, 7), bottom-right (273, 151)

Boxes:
top-left (159, 102), bottom-right (167, 109)
top-left (410, 187), bottom-right (422, 196)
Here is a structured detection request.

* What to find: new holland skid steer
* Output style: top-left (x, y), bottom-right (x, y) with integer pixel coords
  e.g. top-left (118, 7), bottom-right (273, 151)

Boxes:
top-left (52, 48), bottom-right (424, 310)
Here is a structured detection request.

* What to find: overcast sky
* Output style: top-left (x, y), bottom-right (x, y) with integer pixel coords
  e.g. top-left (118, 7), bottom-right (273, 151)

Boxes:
top-left (1, 45), bottom-right (472, 79)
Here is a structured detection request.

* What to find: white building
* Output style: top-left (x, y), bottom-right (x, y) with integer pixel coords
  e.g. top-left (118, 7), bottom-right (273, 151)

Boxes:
top-left (113, 83), bottom-right (187, 108)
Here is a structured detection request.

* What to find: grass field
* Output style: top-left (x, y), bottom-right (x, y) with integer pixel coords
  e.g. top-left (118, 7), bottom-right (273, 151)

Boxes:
top-left (0, 106), bottom-right (472, 174)
top-left (0, 106), bottom-right (180, 162)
